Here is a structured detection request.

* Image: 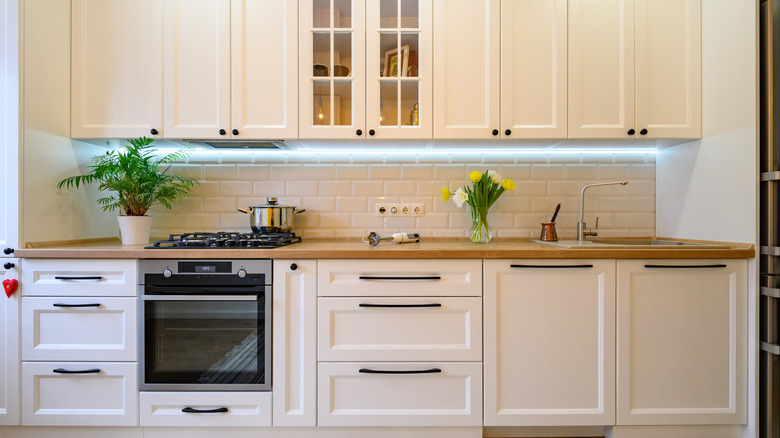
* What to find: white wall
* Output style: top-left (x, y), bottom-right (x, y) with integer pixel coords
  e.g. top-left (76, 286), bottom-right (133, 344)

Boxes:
top-left (22, 0), bottom-right (117, 244)
top-left (657, 0), bottom-right (758, 244)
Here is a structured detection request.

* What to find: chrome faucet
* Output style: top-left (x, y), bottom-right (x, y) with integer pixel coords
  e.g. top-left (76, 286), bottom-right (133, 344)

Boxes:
top-left (577, 181), bottom-right (629, 241)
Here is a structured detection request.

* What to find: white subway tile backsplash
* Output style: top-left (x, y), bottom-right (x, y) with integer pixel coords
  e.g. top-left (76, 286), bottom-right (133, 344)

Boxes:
top-left (155, 160), bottom-right (655, 238)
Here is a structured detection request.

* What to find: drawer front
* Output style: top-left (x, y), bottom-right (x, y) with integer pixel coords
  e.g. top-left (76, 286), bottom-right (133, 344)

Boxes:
top-left (318, 297), bottom-right (482, 361)
top-left (318, 362), bottom-right (482, 426)
top-left (318, 259), bottom-right (482, 297)
top-left (22, 297), bottom-right (137, 361)
top-left (140, 392), bottom-right (272, 427)
top-left (21, 362), bottom-right (138, 426)
top-left (21, 259), bottom-right (137, 297)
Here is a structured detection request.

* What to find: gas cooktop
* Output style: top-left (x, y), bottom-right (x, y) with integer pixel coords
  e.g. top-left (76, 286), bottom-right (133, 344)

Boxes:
top-left (145, 231), bottom-right (302, 249)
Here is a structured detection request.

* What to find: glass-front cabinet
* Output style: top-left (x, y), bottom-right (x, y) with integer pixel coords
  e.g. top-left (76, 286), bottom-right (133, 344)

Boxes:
top-left (299, 0), bottom-right (431, 139)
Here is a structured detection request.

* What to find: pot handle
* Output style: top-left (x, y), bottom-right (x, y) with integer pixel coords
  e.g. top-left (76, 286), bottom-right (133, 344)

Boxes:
top-left (294, 209), bottom-right (307, 214)
top-left (237, 208), bottom-right (251, 214)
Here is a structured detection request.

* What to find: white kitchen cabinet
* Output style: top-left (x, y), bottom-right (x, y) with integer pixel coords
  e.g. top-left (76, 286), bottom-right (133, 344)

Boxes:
top-left (432, 0), bottom-right (499, 139)
top-left (272, 259), bottom-right (317, 427)
top-left (0, 259), bottom-right (20, 425)
top-left (140, 391), bottom-right (271, 427)
top-left (21, 258), bottom-right (137, 297)
top-left (71, 0), bottom-right (163, 139)
top-left (318, 296), bottom-right (482, 362)
top-left (318, 259), bottom-right (482, 297)
top-left (22, 297), bottom-right (137, 362)
top-left (21, 362), bottom-right (138, 426)
top-left (164, 0), bottom-right (297, 139)
top-left (317, 361), bottom-right (482, 426)
top-left (484, 259), bottom-right (616, 426)
top-left (300, 0), bottom-right (432, 139)
top-left (0, 0), bottom-right (19, 256)
top-left (616, 260), bottom-right (746, 425)
top-left (433, 0), bottom-right (567, 140)
top-left (569, 0), bottom-right (701, 139)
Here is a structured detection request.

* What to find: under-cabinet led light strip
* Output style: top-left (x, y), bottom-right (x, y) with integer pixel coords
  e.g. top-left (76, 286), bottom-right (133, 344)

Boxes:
top-left (149, 146), bottom-right (657, 157)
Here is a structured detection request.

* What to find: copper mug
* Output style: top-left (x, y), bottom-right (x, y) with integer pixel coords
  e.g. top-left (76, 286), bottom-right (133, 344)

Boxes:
top-left (539, 222), bottom-right (558, 241)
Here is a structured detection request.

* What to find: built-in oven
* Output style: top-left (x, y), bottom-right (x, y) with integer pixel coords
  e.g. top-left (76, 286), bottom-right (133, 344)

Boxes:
top-left (139, 259), bottom-right (271, 391)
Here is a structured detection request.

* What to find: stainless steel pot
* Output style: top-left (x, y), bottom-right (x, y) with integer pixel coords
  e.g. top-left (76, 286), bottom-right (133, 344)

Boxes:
top-left (238, 197), bottom-right (305, 233)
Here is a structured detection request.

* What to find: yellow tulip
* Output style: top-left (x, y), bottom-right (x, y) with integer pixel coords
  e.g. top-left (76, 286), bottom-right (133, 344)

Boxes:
top-left (469, 171), bottom-right (482, 183)
top-left (502, 179), bottom-right (516, 191)
top-left (441, 187), bottom-right (451, 202)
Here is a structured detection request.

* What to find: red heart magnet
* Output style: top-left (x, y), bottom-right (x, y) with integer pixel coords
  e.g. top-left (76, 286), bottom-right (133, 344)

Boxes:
top-left (3, 279), bottom-right (18, 298)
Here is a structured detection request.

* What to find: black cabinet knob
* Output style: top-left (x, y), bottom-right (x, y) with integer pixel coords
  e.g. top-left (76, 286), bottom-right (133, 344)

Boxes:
top-left (356, 129), bottom-right (363, 136)
top-left (504, 129), bottom-right (511, 136)
top-left (627, 129), bottom-right (636, 136)
top-left (150, 128), bottom-right (158, 135)
top-left (219, 129), bottom-right (227, 135)
top-left (369, 129), bottom-right (375, 136)
top-left (492, 129), bottom-right (499, 136)
top-left (232, 129), bottom-right (239, 135)
top-left (290, 263), bottom-right (298, 271)
top-left (3, 262), bottom-right (14, 270)
top-left (2, 248), bottom-right (13, 255)
top-left (640, 128), bottom-right (648, 135)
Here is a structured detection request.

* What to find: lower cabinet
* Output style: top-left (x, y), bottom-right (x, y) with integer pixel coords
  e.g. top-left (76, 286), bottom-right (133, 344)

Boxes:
top-left (21, 362), bottom-right (138, 426)
top-left (616, 259), bottom-right (747, 425)
top-left (483, 259), bottom-right (616, 426)
top-left (317, 361), bottom-right (482, 426)
top-left (140, 392), bottom-right (272, 427)
top-left (0, 259), bottom-right (20, 426)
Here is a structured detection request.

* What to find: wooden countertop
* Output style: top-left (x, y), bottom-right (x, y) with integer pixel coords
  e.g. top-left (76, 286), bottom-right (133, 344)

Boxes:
top-left (15, 238), bottom-right (756, 259)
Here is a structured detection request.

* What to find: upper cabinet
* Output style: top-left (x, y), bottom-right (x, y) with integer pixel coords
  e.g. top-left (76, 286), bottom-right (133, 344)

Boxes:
top-left (433, 0), bottom-right (567, 140)
top-left (299, 0), bottom-right (432, 139)
top-left (71, 0), bottom-right (163, 139)
top-left (569, 0), bottom-right (701, 139)
top-left (164, 0), bottom-right (298, 139)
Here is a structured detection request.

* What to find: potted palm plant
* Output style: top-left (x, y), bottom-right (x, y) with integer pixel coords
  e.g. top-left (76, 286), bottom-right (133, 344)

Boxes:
top-left (57, 137), bottom-right (199, 245)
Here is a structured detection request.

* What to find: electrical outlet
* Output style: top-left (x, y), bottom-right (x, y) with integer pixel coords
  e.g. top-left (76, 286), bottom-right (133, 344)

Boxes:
top-left (375, 203), bottom-right (425, 217)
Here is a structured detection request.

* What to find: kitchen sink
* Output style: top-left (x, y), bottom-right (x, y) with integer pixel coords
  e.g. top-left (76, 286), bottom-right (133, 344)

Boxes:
top-left (532, 239), bottom-right (730, 249)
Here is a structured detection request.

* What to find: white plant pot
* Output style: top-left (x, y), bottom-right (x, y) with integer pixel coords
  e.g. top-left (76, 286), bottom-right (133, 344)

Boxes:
top-left (117, 215), bottom-right (153, 245)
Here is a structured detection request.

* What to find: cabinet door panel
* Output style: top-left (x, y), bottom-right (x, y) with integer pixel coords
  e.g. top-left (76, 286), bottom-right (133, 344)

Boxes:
top-left (616, 260), bottom-right (746, 425)
top-left (163, 0), bottom-right (231, 139)
top-left (569, 0), bottom-right (634, 138)
top-left (231, 0), bottom-right (298, 138)
top-left (635, 0), bottom-right (701, 138)
top-left (484, 259), bottom-right (616, 426)
top-left (433, 0), bottom-right (499, 139)
top-left (501, 0), bottom-right (567, 139)
top-left (71, 0), bottom-right (163, 138)
top-left (0, 260), bottom-right (19, 425)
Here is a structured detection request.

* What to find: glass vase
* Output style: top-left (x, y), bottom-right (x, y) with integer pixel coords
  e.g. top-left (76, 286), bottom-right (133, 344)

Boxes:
top-left (470, 206), bottom-right (491, 244)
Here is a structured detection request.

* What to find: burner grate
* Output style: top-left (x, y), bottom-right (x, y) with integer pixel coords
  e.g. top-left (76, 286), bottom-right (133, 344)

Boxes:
top-left (145, 231), bottom-right (302, 249)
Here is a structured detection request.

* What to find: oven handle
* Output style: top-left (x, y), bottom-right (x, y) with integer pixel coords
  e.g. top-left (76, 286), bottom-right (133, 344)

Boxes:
top-left (142, 295), bottom-right (258, 301)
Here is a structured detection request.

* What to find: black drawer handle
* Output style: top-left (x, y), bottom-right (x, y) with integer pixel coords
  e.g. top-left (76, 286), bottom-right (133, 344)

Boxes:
top-left (53, 303), bottom-right (101, 308)
top-left (644, 264), bottom-right (727, 269)
top-left (182, 407), bottom-right (229, 414)
top-left (359, 368), bottom-right (442, 375)
top-left (53, 368), bottom-right (101, 374)
top-left (359, 303), bottom-right (442, 308)
top-left (54, 276), bottom-right (103, 281)
top-left (510, 264), bottom-right (594, 269)
top-left (358, 276), bottom-right (441, 281)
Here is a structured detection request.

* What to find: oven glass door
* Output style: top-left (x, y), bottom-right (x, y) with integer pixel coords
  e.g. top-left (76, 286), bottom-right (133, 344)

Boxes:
top-left (142, 293), bottom-right (269, 390)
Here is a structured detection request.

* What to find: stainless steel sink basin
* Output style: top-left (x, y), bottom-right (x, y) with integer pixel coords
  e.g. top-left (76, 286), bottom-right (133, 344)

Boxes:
top-left (532, 239), bottom-right (730, 249)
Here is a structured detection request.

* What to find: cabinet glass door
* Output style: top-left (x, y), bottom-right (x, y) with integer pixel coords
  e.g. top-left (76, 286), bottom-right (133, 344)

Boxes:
top-left (300, 0), bottom-right (365, 139)
top-left (367, 0), bottom-right (431, 138)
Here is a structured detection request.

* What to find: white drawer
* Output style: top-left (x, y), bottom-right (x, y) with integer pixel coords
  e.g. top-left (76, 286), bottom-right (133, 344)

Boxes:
top-left (21, 259), bottom-right (137, 297)
top-left (140, 392), bottom-right (271, 427)
top-left (21, 362), bottom-right (138, 426)
top-left (318, 362), bottom-right (482, 426)
top-left (318, 297), bottom-right (482, 361)
top-left (22, 297), bottom-right (137, 361)
top-left (318, 259), bottom-right (482, 297)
